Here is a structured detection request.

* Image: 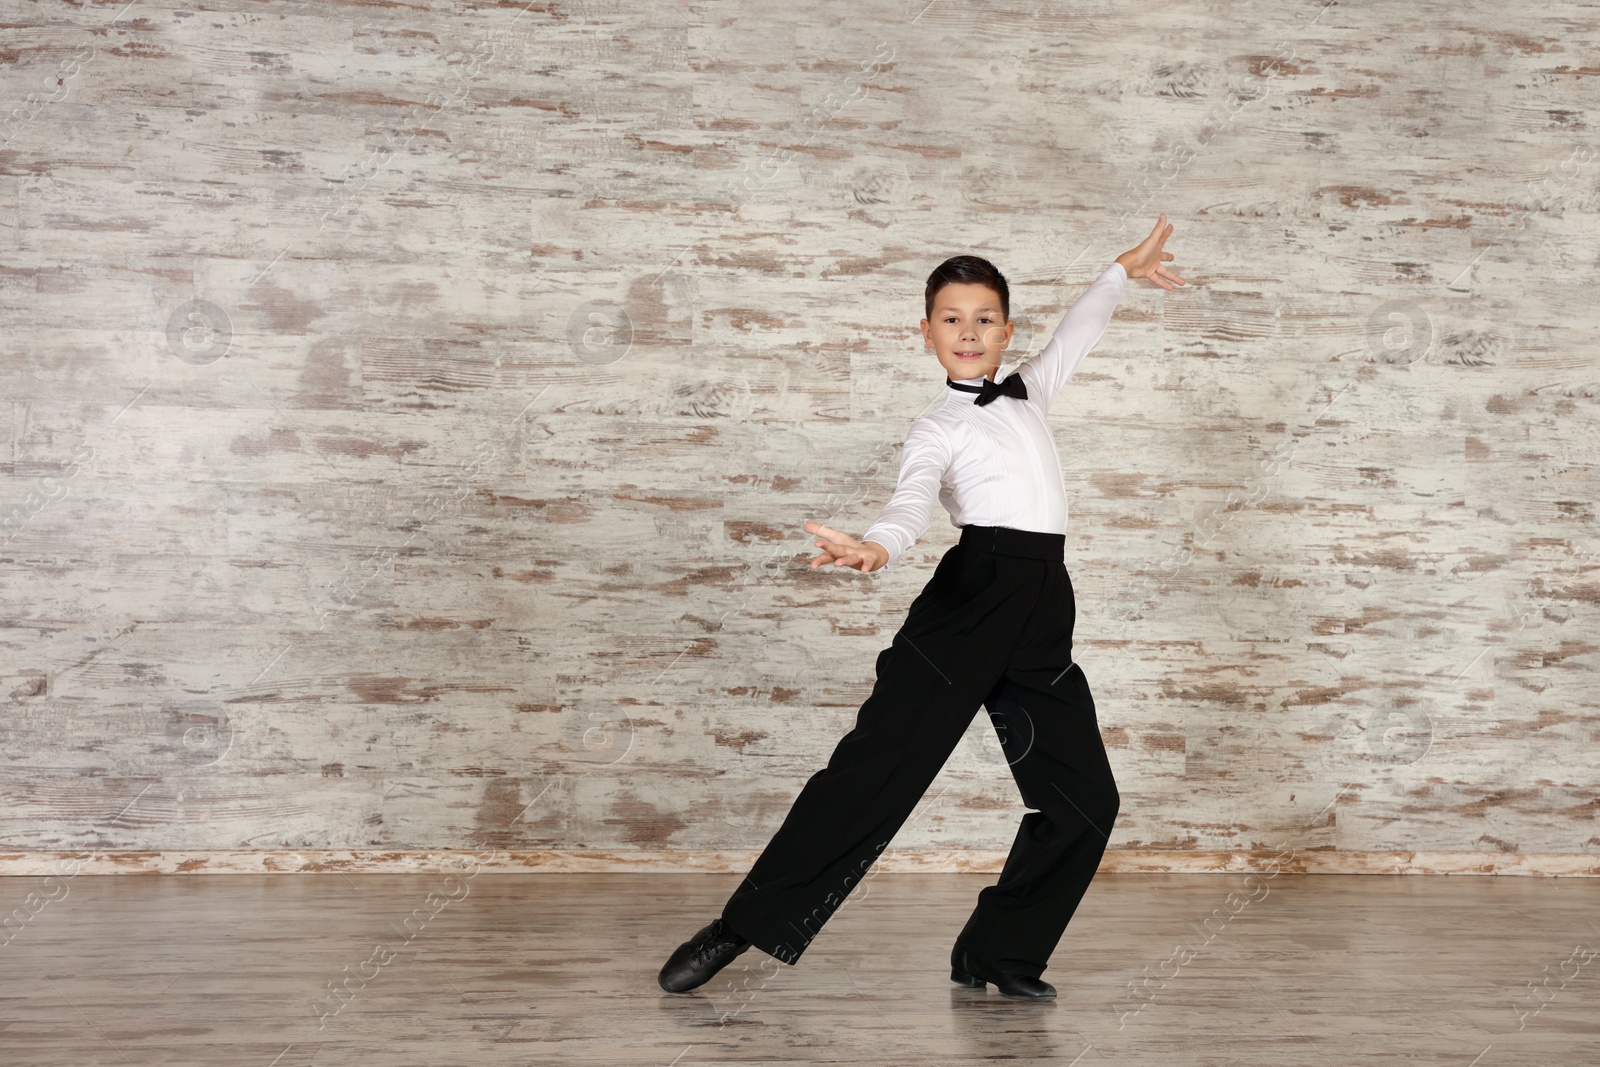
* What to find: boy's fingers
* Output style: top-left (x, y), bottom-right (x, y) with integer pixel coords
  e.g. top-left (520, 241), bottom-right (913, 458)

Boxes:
top-left (811, 536), bottom-right (864, 568)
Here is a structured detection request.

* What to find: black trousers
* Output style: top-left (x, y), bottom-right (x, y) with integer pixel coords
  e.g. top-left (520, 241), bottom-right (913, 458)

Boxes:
top-left (720, 524), bottom-right (1120, 979)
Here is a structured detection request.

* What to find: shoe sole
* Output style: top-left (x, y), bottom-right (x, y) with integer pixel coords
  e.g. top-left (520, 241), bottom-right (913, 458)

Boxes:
top-left (1000, 987), bottom-right (1056, 1000)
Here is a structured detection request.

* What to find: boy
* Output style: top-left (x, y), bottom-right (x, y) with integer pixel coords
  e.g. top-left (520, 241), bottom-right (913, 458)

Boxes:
top-left (660, 215), bottom-right (1185, 999)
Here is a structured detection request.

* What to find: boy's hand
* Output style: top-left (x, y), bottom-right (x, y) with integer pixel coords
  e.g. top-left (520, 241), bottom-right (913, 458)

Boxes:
top-left (803, 520), bottom-right (888, 573)
top-left (1116, 212), bottom-right (1187, 291)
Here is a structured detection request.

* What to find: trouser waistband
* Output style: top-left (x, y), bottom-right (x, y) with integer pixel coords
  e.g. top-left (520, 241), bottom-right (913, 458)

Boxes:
top-left (958, 524), bottom-right (1066, 560)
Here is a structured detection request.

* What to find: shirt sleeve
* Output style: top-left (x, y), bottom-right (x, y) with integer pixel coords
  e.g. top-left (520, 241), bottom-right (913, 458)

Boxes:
top-left (1013, 260), bottom-right (1128, 417)
top-left (860, 418), bottom-right (952, 571)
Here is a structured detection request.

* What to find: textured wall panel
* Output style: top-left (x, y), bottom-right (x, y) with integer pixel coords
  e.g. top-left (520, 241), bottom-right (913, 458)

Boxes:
top-left (1, 1), bottom-right (1596, 871)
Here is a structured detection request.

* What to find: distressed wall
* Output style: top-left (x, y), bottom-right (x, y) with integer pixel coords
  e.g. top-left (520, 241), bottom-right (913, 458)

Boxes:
top-left (1, 0), bottom-right (1597, 873)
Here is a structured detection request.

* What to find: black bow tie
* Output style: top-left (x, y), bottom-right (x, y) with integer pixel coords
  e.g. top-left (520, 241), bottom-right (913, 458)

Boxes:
top-left (948, 374), bottom-right (1028, 406)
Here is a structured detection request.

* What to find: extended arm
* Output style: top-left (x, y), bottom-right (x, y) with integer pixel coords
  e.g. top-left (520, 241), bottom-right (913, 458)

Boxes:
top-left (803, 420), bottom-right (950, 573)
top-left (855, 419), bottom-right (951, 571)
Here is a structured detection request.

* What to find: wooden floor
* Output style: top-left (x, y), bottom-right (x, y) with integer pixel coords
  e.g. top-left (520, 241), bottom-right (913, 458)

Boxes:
top-left (1, 872), bottom-right (1596, 1065)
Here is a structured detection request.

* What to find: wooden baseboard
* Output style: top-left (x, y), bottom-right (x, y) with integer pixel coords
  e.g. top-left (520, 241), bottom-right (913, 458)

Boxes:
top-left (2, 849), bottom-right (1596, 877)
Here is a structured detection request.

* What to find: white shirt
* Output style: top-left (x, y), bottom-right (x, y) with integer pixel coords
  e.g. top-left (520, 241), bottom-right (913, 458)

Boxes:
top-left (861, 260), bottom-right (1128, 570)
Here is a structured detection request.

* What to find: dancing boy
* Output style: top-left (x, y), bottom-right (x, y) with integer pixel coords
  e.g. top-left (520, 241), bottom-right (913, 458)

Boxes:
top-left (660, 214), bottom-right (1186, 999)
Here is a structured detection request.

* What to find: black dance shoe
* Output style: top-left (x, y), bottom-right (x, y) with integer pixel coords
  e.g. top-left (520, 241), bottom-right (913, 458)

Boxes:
top-left (950, 944), bottom-right (1057, 1000)
top-left (658, 918), bottom-right (752, 993)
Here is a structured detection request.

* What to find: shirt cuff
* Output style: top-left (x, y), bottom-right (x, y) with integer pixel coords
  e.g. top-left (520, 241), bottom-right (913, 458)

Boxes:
top-left (860, 534), bottom-right (899, 571)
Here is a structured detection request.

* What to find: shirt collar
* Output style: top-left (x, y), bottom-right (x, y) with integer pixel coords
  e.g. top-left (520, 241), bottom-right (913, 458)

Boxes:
top-left (946, 368), bottom-right (1003, 403)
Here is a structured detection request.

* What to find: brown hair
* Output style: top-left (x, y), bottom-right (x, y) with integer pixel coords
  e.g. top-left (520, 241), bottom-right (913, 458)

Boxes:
top-left (924, 255), bottom-right (1010, 324)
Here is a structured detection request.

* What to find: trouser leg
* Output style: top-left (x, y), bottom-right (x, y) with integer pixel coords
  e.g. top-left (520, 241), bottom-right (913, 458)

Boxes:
top-left (721, 544), bottom-right (1040, 966)
top-left (954, 563), bottom-right (1121, 979)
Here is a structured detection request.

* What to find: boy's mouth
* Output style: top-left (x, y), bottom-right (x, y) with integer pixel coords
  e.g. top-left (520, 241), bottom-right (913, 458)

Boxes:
top-left (954, 350), bottom-right (983, 360)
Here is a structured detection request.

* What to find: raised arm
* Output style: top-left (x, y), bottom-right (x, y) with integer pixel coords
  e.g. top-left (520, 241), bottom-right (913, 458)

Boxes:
top-left (1014, 213), bottom-right (1186, 416)
top-left (1012, 260), bottom-right (1129, 417)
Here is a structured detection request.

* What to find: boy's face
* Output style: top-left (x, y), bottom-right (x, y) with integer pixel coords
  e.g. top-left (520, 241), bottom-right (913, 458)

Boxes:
top-left (921, 282), bottom-right (1013, 382)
